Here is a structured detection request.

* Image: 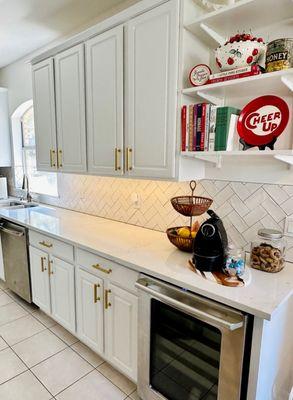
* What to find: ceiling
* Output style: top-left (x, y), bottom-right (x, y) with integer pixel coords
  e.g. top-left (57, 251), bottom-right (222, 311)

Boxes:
top-left (0, 0), bottom-right (134, 68)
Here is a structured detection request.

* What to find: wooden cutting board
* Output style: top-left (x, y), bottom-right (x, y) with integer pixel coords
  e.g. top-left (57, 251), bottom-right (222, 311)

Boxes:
top-left (188, 260), bottom-right (251, 287)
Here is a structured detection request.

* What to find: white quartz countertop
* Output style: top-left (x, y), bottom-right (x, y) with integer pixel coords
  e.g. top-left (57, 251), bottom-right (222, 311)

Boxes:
top-left (0, 204), bottom-right (292, 320)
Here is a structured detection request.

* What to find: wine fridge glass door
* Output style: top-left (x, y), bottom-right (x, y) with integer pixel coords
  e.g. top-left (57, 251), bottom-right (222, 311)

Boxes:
top-left (150, 299), bottom-right (220, 400)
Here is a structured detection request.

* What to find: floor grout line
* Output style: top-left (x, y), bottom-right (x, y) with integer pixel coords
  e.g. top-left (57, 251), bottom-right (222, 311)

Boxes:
top-left (0, 304), bottom-right (139, 398)
top-left (48, 326), bottom-right (79, 347)
top-left (53, 368), bottom-right (95, 398)
top-left (25, 342), bottom-right (69, 370)
top-left (0, 333), bottom-right (56, 398)
top-left (69, 342), bottom-right (105, 368)
top-left (95, 365), bottom-right (136, 397)
top-left (0, 319), bottom-right (48, 347)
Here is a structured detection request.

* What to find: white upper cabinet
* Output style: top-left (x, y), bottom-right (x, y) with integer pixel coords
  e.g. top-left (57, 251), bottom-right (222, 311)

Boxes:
top-left (125, 0), bottom-right (179, 179)
top-left (32, 59), bottom-right (57, 171)
top-left (32, 0), bottom-right (181, 180)
top-left (54, 44), bottom-right (87, 173)
top-left (86, 25), bottom-right (124, 175)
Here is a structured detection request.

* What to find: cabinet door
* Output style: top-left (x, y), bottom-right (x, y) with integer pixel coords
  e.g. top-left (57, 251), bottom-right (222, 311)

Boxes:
top-left (125, 0), bottom-right (179, 179)
top-left (29, 246), bottom-right (51, 314)
top-left (0, 235), bottom-right (5, 281)
top-left (105, 283), bottom-right (138, 380)
top-left (85, 25), bottom-right (123, 175)
top-left (50, 256), bottom-right (76, 332)
top-left (32, 59), bottom-right (57, 171)
top-left (76, 268), bottom-right (104, 354)
top-left (54, 44), bottom-right (87, 173)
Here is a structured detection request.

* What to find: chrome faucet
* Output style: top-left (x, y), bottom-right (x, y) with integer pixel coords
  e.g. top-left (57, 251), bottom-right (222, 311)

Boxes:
top-left (21, 174), bottom-right (32, 203)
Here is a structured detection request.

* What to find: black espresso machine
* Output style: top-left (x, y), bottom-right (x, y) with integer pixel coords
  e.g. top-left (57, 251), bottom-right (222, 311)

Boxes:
top-left (193, 210), bottom-right (228, 272)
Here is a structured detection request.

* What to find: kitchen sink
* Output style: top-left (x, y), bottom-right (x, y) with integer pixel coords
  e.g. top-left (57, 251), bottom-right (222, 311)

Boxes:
top-left (0, 201), bottom-right (39, 209)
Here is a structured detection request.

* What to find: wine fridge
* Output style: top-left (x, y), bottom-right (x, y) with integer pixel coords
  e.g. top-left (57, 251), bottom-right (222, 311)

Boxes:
top-left (135, 276), bottom-right (251, 400)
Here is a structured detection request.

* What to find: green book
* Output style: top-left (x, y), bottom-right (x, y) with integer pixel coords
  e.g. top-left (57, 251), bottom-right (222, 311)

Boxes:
top-left (215, 107), bottom-right (240, 151)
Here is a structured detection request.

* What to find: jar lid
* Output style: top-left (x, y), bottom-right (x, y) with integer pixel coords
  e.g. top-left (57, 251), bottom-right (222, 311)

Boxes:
top-left (258, 228), bottom-right (283, 239)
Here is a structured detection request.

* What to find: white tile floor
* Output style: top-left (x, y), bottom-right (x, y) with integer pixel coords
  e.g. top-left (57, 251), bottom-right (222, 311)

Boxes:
top-left (0, 281), bottom-right (140, 400)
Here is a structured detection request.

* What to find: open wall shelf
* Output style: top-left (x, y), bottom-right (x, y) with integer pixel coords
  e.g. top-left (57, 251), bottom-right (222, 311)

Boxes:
top-left (185, 0), bottom-right (293, 47)
top-left (182, 69), bottom-right (293, 105)
top-left (181, 150), bottom-right (293, 167)
top-left (179, 0), bottom-right (293, 184)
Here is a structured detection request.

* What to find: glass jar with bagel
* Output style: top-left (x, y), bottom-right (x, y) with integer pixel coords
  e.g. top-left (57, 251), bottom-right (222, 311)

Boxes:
top-left (250, 229), bottom-right (286, 273)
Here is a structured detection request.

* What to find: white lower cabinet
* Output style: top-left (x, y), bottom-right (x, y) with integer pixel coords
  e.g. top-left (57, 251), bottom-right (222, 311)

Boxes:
top-left (76, 268), bottom-right (104, 354)
top-left (29, 245), bottom-right (76, 333)
top-left (29, 246), bottom-right (51, 314)
top-left (105, 282), bottom-right (138, 381)
top-left (30, 238), bottom-right (138, 382)
top-left (50, 256), bottom-right (76, 332)
top-left (75, 256), bottom-right (138, 381)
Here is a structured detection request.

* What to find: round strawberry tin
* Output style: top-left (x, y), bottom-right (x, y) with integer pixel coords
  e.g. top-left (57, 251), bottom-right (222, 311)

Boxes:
top-left (189, 64), bottom-right (211, 86)
top-left (237, 95), bottom-right (290, 150)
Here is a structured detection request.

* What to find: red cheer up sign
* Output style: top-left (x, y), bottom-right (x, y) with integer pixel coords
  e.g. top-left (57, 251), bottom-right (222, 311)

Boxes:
top-left (237, 95), bottom-right (289, 147)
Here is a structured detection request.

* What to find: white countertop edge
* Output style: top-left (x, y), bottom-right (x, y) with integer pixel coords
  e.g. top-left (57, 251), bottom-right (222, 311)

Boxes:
top-left (0, 205), bottom-right (292, 321)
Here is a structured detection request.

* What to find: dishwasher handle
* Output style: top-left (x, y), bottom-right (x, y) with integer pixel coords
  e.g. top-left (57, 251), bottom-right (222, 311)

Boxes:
top-left (0, 226), bottom-right (24, 237)
top-left (135, 278), bottom-right (244, 332)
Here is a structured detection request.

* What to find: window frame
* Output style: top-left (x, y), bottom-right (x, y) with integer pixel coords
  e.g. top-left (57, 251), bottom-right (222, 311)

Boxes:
top-left (11, 101), bottom-right (59, 199)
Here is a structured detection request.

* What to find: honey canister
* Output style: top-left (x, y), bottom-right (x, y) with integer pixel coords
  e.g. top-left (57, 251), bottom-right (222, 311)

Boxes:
top-left (266, 38), bottom-right (293, 72)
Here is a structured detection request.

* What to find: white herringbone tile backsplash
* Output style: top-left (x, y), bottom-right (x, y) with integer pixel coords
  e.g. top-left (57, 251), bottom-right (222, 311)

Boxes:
top-left (4, 169), bottom-right (293, 262)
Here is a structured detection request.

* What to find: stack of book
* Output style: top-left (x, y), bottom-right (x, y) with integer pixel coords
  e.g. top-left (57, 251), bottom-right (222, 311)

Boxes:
top-left (181, 103), bottom-right (240, 152)
top-left (208, 65), bottom-right (261, 85)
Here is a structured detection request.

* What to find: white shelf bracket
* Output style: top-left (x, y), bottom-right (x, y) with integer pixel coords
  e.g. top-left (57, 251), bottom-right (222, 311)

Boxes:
top-left (197, 90), bottom-right (224, 106)
top-left (281, 76), bottom-right (293, 92)
top-left (199, 23), bottom-right (225, 45)
top-left (274, 155), bottom-right (293, 168)
top-left (216, 154), bottom-right (222, 169)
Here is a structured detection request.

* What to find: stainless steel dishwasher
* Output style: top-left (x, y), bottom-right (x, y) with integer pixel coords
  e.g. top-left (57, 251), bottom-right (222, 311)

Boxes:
top-left (0, 220), bottom-right (32, 302)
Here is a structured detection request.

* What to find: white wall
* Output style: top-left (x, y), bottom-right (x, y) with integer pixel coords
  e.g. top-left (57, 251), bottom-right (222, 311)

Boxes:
top-left (0, 0), bottom-right (138, 114)
top-left (0, 60), bottom-right (32, 115)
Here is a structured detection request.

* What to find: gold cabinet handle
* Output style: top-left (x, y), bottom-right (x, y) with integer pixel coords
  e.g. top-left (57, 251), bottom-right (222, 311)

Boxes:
top-left (92, 264), bottom-right (112, 275)
top-left (114, 148), bottom-right (121, 171)
top-left (41, 257), bottom-right (47, 272)
top-left (50, 149), bottom-right (56, 168)
top-left (48, 260), bottom-right (54, 275)
top-left (39, 240), bottom-right (53, 248)
top-left (57, 149), bottom-right (63, 168)
top-left (105, 289), bottom-right (111, 309)
top-left (126, 147), bottom-right (132, 171)
top-left (94, 283), bottom-right (101, 303)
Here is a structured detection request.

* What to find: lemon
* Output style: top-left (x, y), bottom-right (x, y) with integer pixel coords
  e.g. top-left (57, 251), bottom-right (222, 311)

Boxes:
top-left (191, 231), bottom-right (196, 238)
top-left (177, 227), bottom-right (190, 238)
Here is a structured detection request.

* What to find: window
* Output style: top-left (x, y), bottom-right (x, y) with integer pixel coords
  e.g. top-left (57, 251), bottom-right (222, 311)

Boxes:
top-left (12, 101), bottom-right (58, 197)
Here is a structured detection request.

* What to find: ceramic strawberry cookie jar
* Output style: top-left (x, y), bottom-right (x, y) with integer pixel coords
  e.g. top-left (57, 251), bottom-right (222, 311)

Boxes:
top-left (215, 33), bottom-right (266, 71)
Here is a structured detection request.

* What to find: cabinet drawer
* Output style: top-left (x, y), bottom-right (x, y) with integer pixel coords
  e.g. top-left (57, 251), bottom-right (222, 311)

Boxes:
top-left (29, 230), bottom-right (74, 262)
top-left (76, 248), bottom-right (138, 293)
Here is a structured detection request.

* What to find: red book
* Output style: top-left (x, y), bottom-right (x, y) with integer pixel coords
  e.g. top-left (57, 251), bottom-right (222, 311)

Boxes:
top-left (192, 105), bottom-right (197, 151)
top-left (188, 105), bottom-right (194, 151)
top-left (181, 105), bottom-right (187, 151)
top-left (209, 67), bottom-right (261, 84)
top-left (200, 104), bottom-right (206, 151)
